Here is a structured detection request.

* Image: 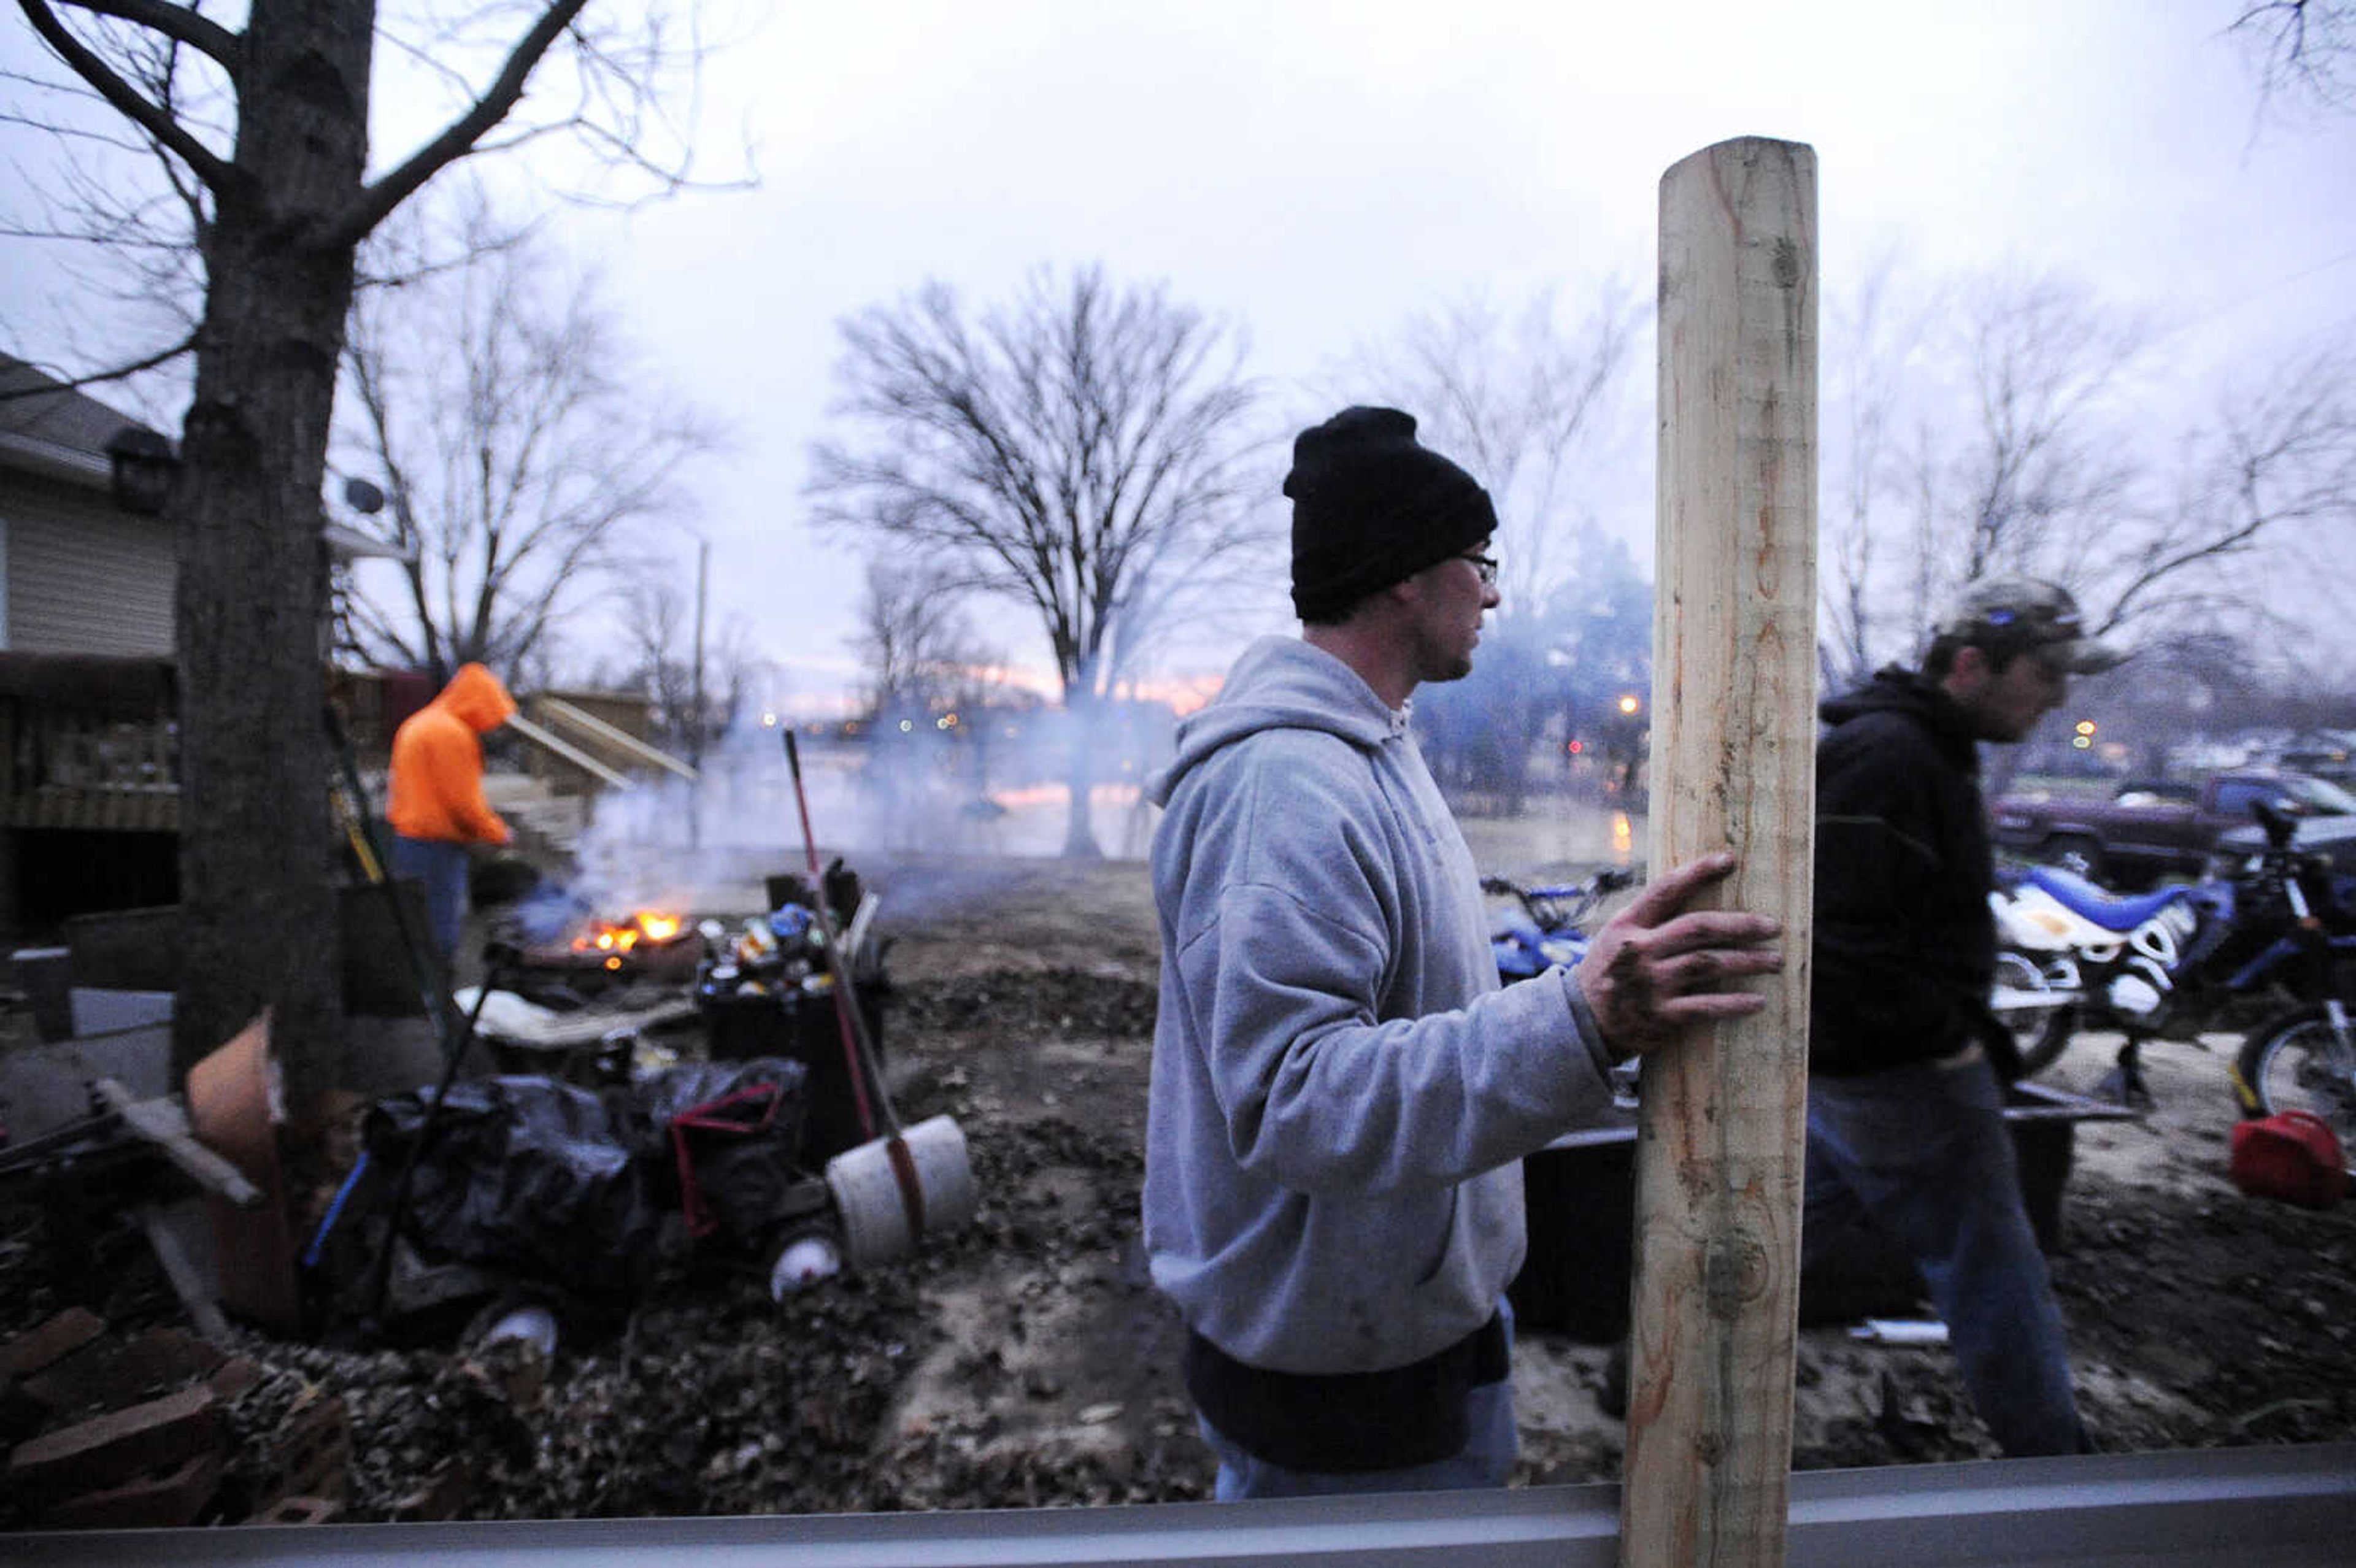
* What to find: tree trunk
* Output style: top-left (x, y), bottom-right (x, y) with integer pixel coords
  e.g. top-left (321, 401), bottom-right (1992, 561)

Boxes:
top-left (1060, 686), bottom-right (1105, 859)
top-left (171, 0), bottom-right (377, 1113)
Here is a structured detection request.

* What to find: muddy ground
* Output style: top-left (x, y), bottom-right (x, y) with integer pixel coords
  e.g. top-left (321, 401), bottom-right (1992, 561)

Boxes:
top-left (3, 846), bottom-right (2353, 1528)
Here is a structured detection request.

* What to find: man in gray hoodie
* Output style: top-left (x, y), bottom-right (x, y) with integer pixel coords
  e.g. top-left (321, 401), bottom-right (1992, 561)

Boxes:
top-left (1144, 406), bottom-right (1784, 1499)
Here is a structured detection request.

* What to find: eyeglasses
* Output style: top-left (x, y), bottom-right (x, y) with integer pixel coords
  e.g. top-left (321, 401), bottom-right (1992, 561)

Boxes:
top-left (1458, 552), bottom-right (1499, 587)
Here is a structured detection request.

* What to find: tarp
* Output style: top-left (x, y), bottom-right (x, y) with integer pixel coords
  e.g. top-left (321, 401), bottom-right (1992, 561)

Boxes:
top-left (361, 1058), bottom-right (812, 1301)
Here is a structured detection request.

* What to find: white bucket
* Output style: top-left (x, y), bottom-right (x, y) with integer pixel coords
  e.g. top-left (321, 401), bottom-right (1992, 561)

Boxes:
top-left (823, 1114), bottom-right (979, 1270)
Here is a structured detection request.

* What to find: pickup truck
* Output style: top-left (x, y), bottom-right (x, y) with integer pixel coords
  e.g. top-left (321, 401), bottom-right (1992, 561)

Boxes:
top-left (1988, 767), bottom-right (2356, 886)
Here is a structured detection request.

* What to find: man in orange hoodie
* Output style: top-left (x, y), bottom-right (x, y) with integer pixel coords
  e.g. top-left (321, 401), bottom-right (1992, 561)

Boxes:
top-left (387, 663), bottom-right (518, 964)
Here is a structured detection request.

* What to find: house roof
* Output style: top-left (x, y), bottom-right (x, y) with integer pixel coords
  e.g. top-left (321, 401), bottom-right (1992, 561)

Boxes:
top-left (0, 351), bottom-right (413, 564)
top-left (0, 352), bottom-right (163, 492)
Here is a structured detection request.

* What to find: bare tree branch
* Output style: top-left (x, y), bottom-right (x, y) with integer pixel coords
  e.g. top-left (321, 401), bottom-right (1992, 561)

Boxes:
top-left (337, 190), bottom-right (722, 681)
top-left (1342, 282), bottom-right (1647, 622)
top-left (56, 0), bottom-right (242, 72)
top-left (2229, 0), bottom-right (2356, 115)
top-left (1820, 253), bottom-right (2356, 679)
top-left (0, 111), bottom-right (153, 153)
top-left (333, 0), bottom-right (591, 247)
top-left (16, 0), bottom-right (237, 192)
top-left (0, 328), bottom-right (196, 401)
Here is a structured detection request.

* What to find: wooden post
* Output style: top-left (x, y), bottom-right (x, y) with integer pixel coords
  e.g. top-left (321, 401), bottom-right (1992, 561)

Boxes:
top-left (1620, 137), bottom-right (1818, 1568)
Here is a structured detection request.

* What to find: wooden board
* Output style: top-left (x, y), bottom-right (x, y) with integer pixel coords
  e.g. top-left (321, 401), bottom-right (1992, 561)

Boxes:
top-left (1620, 136), bottom-right (1818, 1568)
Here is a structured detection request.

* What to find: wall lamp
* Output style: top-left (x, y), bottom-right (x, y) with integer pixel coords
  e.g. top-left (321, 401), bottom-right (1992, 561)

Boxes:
top-left (104, 425), bottom-right (179, 515)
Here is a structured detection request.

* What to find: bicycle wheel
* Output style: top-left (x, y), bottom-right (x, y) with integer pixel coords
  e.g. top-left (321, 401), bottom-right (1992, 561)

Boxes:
top-left (2236, 1005), bottom-right (2356, 1153)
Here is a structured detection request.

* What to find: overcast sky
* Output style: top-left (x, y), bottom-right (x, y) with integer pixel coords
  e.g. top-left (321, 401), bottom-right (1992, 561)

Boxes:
top-left (6, 1), bottom-right (2353, 712)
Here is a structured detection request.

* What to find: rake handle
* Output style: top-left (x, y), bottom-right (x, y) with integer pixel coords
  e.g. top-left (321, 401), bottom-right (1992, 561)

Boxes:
top-left (783, 730), bottom-right (896, 1142)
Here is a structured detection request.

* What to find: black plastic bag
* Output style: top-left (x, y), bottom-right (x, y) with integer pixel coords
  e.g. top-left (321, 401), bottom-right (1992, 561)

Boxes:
top-left (360, 1058), bottom-right (813, 1299)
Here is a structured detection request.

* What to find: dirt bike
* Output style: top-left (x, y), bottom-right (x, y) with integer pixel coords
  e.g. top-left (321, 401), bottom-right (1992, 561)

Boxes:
top-left (1989, 799), bottom-right (2356, 1104)
top-left (1485, 867), bottom-right (1637, 982)
top-left (2234, 998), bottom-right (2356, 1159)
top-left (2228, 815), bottom-right (2356, 1150)
top-left (1486, 867), bottom-right (1640, 1104)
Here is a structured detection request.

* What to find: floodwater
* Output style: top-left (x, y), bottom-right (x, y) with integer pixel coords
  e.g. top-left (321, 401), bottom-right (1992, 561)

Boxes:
top-left (583, 740), bottom-right (1160, 861)
top-left (579, 735), bottom-right (1646, 882)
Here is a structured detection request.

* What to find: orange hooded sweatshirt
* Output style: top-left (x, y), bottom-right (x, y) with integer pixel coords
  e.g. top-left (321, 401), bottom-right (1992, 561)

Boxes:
top-left (387, 663), bottom-right (517, 845)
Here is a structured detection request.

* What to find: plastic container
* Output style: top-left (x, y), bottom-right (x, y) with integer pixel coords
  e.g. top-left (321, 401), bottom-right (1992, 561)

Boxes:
top-left (482, 1304), bottom-right (560, 1356)
top-left (769, 1228), bottom-right (845, 1296)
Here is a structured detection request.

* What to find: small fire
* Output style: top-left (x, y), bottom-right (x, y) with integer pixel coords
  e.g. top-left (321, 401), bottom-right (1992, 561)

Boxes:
top-left (571, 909), bottom-right (685, 959)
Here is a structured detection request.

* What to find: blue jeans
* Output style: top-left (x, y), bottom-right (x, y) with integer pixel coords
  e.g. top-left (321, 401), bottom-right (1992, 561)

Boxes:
top-left (1199, 1300), bottom-right (1518, 1499)
top-left (389, 835), bottom-right (469, 964)
top-left (1803, 1056), bottom-right (2086, 1456)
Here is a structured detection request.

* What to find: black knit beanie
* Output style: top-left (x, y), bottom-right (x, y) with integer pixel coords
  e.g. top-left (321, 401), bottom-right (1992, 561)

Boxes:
top-left (1285, 407), bottom-right (1498, 621)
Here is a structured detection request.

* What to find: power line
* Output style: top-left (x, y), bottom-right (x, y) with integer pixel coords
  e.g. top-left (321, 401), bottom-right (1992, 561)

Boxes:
top-left (2185, 242), bottom-right (2356, 329)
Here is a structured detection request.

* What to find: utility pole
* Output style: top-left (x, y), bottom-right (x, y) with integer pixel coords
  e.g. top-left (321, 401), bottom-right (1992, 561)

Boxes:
top-left (690, 537), bottom-right (708, 848)
top-left (1620, 136), bottom-right (1819, 1568)
top-left (692, 537), bottom-right (709, 772)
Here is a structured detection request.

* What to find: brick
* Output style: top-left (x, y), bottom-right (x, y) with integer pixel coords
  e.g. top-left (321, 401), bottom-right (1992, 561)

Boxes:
top-left (260, 1395), bottom-right (349, 1505)
top-left (249, 1494), bottom-right (341, 1527)
top-left (39, 1450), bottom-right (223, 1531)
top-left (390, 1459), bottom-right (472, 1521)
top-left (6, 1384), bottom-right (220, 1496)
top-left (207, 1356), bottom-right (264, 1403)
top-left (0, 1307), bottom-right (106, 1378)
top-left (0, 1377), bottom-right (49, 1446)
top-left (23, 1326), bottom-right (225, 1416)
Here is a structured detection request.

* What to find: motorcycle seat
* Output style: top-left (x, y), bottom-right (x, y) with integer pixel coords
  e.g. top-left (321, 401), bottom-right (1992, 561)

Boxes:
top-left (2022, 865), bottom-right (2193, 931)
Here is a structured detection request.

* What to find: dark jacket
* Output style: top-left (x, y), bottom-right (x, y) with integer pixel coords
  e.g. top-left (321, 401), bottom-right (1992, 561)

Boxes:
top-left (1811, 667), bottom-right (2009, 1077)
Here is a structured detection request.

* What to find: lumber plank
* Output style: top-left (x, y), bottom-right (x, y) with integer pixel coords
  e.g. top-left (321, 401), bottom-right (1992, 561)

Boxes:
top-left (1620, 135), bottom-right (1818, 1568)
top-left (92, 1078), bottom-right (265, 1207)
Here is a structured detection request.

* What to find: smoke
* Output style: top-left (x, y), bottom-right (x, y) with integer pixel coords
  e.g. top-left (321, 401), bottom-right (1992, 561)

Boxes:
top-left (558, 702), bottom-right (1173, 913)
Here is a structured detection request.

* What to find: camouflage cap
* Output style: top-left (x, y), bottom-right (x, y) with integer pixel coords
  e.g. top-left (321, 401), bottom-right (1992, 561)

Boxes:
top-left (1935, 576), bottom-right (2125, 674)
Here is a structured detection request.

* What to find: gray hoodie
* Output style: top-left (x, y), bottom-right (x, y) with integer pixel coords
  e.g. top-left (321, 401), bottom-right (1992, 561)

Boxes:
top-left (1143, 636), bottom-right (1618, 1376)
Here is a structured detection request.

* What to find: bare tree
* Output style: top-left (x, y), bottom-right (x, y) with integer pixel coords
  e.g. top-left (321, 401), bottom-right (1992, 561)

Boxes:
top-left (2229, 1), bottom-right (2356, 116)
top-left (1824, 266), bottom-right (2159, 671)
top-left (807, 265), bottom-right (1266, 858)
top-left (1819, 250), bottom-right (1941, 688)
top-left (12, 0), bottom-right (728, 1104)
top-left (1342, 283), bottom-right (1647, 617)
top-left (849, 558), bottom-right (993, 719)
top-left (339, 194), bottom-right (720, 685)
top-left (2108, 334), bottom-right (2356, 655)
top-left (1337, 282), bottom-right (1648, 802)
top-left (610, 572), bottom-right (755, 756)
top-left (1823, 261), bottom-right (2356, 684)
top-left (1940, 271), bottom-right (2155, 589)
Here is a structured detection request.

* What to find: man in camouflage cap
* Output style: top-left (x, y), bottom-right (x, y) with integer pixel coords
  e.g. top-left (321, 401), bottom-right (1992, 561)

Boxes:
top-left (1804, 575), bottom-right (2120, 1456)
top-left (1933, 577), bottom-right (2126, 690)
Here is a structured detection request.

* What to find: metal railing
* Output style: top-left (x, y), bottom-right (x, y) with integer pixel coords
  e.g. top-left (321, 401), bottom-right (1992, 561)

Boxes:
top-left (6, 1442), bottom-right (2352, 1567)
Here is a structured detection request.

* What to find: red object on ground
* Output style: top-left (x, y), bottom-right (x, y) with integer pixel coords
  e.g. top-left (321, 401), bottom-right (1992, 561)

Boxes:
top-left (2230, 1110), bottom-right (2351, 1209)
top-left (669, 1081), bottom-right (787, 1239)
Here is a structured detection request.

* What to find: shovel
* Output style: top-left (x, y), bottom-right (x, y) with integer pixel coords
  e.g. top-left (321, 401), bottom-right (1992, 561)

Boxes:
top-left (783, 730), bottom-right (976, 1268)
